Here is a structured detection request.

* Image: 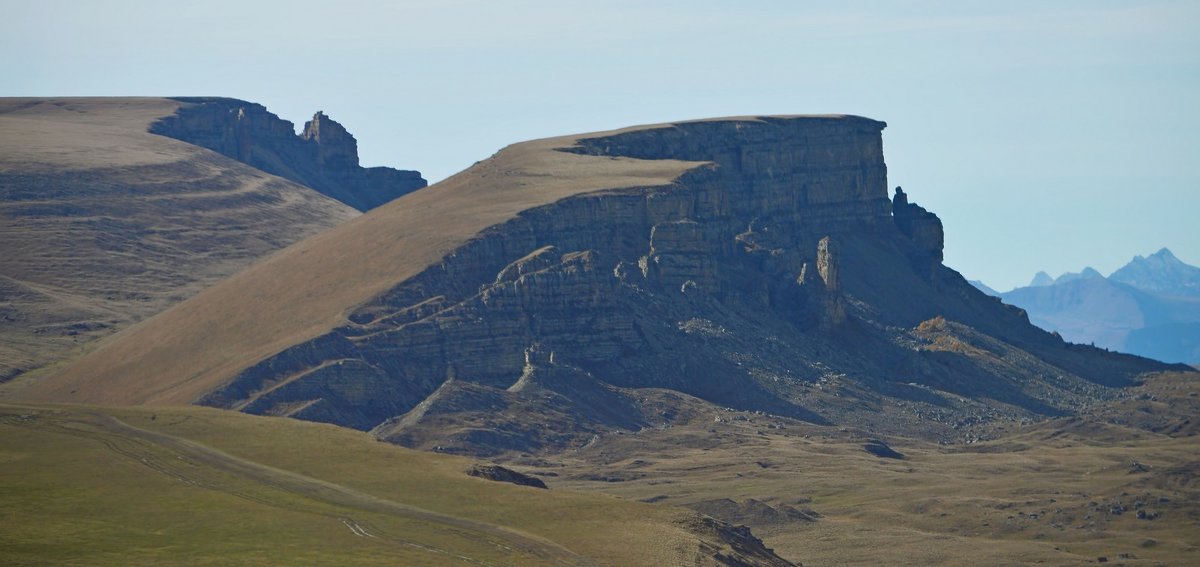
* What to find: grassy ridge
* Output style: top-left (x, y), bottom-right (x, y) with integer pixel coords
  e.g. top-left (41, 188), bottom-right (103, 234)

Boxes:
top-left (4, 374), bottom-right (1196, 565)
top-left (0, 403), bottom-right (727, 566)
top-left (0, 98), bottom-right (358, 385)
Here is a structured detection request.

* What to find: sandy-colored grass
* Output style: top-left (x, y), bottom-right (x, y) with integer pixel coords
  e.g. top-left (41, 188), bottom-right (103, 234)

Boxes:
top-left (0, 402), bottom-right (733, 566)
top-left (544, 374), bottom-right (1200, 566)
top-left (16, 118), bottom-right (707, 406)
top-left (3, 376), bottom-right (1195, 565)
top-left (0, 98), bottom-right (358, 385)
top-left (0, 98), bottom-right (187, 170)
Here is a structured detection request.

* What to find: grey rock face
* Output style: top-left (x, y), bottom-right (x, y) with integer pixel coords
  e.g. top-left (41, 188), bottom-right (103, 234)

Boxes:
top-left (194, 115), bottom-right (1176, 454)
top-left (891, 186), bottom-right (944, 275)
top-left (151, 98), bottom-right (426, 211)
top-left (466, 464), bottom-right (548, 489)
top-left (817, 236), bottom-right (839, 291)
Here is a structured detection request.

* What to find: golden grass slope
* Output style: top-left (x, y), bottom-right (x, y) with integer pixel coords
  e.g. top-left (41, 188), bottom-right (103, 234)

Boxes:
top-left (5, 373), bottom-right (1194, 566)
top-left (14, 117), bottom-right (732, 405)
top-left (0, 402), bottom-right (760, 566)
top-left (545, 372), bottom-right (1200, 566)
top-left (0, 98), bottom-right (359, 383)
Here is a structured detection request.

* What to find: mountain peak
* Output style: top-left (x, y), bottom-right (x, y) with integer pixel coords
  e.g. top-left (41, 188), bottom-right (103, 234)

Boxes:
top-left (1110, 247), bottom-right (1200, 298)
top-left (1030, 271), bottom-right (1054, 287)
top-left (1150, 247), bottom-right (1178, 261)
top-left (1048, 267), bottom-right (1104, 286)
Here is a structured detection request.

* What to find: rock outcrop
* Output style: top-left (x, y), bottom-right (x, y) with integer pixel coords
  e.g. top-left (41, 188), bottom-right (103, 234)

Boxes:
top-left (892, 186), bottom-right (944, 276)
top-left (862, 439), bottom-right (905, 459)
top-left (195, 117), bottom-right (895, 431)
top-left (0, 98), bottom-right (359, 384)
top-left (368, 343), bottom-right (650, 455)
top-left (151, 98), bottom-right (426, 211)
top-left (34, 113), bottom-right (1181, 452)
top-left (686, 498), bottom-right (821, 527)
top-left (681, 515), bottom-right (797, 567)
top-left (465, 464), bottom-right (548, 489)
top-left (815, 236), bottom-right (846, 327)
top-left (181, 115), bottom-right (1176, 452)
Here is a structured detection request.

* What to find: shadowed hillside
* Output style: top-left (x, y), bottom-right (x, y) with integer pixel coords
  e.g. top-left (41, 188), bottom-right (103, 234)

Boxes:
top-left (14, 118), bottom-right (699, 405)
top-left (18, 114), bottom-right (1182, 453)
top-left (0, 98), bottom-right (360, 383)
top-left (151, 97), bottom-right (427, 212)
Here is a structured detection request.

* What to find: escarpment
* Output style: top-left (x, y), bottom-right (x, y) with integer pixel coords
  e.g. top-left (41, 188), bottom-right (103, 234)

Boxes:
top-left (0, 98), bottom-right (359, 384)
top-left (151, 98), bottom-right (426, 211)
top-left (31, 114), bottom-right (1179, 451)
top-left (198, 117), bottom-right (895, 426)
top-left (182, 116), bottom-right (1174, 451)
top-left (892, 186), bottom-right (944, 276)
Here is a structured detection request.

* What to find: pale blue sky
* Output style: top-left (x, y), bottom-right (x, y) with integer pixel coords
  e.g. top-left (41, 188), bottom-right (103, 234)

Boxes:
top-left (5, 0), bottom-right (1198, 290)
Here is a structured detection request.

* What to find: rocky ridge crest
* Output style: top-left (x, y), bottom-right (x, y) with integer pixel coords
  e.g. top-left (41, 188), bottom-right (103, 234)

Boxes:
top-left (151, 98), bottom-right (426, 211)
top-left (0, 97), bottom-right (359, 384)
top-left (186, 115), bottom-right (1178, 453)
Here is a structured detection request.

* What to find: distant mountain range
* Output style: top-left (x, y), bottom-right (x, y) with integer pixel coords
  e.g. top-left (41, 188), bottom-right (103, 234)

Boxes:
top-left (1026, 267), bottom-right (1105, 287)
top-left (970, 249), bottom-right (1200, 364)
top-left (967, 279), bottom-right (1001, 296)
top-left (1110, 248), bottom-right (1200, 297)
top-left (4, 99), bottom-right (1197, 566)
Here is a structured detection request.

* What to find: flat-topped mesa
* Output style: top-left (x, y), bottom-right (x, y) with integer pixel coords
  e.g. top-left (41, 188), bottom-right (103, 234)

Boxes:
top-left (37, 113), bottom-right (1173, 452)
top-left (194, 115), bottom-right (976, 439)
top-left (150, 98), bottom-right (426, 211)
top-left (567, 115), bottom-right (892, 231)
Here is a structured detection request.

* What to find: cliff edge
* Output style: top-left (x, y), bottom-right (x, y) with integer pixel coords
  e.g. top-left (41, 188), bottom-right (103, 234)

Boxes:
top-left (151, 97), bottom-right (427, 211)
top-left (22, 114), bottom-right (1179, 449)
top-left (0, 97), bottom-right (359, 385)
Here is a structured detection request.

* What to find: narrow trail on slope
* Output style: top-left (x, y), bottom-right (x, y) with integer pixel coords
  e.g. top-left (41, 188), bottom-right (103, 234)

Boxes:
top-left (0, 405), bottom-right (596, 566)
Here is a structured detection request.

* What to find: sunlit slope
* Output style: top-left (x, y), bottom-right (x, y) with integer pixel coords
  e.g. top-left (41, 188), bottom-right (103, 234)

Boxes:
top-left (548, 372), bottom-right (1200, 566)
top-left (0, 98), bottom-right (358, 384)
top-left (22, 119), bottom-right (710, 405)
top-left (0, 402), bottom-right (777, 566)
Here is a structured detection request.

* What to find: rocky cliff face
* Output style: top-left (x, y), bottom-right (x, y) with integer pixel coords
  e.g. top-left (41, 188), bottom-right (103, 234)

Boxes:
top-left (189, 115), bottom-right (1178, 453)
top-left (0, 97), bottom-right (359, 385)
top-left (891, 186), bottom-right (943, 277)
top-left (150, 98), bottom-right (426, 211)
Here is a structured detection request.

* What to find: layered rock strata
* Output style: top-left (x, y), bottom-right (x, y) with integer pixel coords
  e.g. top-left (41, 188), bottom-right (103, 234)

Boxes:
top-left (151, 98), bottom-right (426, 211)
top-left (0, 98), bottom-right (359, 383)
top-left (186, 115), bottom-right (1178, 452)
top-left (198, 117), bottom-right (887, 422)
top-left (892, 186), bottom-right (944, 276)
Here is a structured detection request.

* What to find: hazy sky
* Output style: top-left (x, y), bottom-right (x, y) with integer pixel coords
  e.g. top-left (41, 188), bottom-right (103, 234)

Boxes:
top-left (5, 0), bottom-right (1198, 290)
